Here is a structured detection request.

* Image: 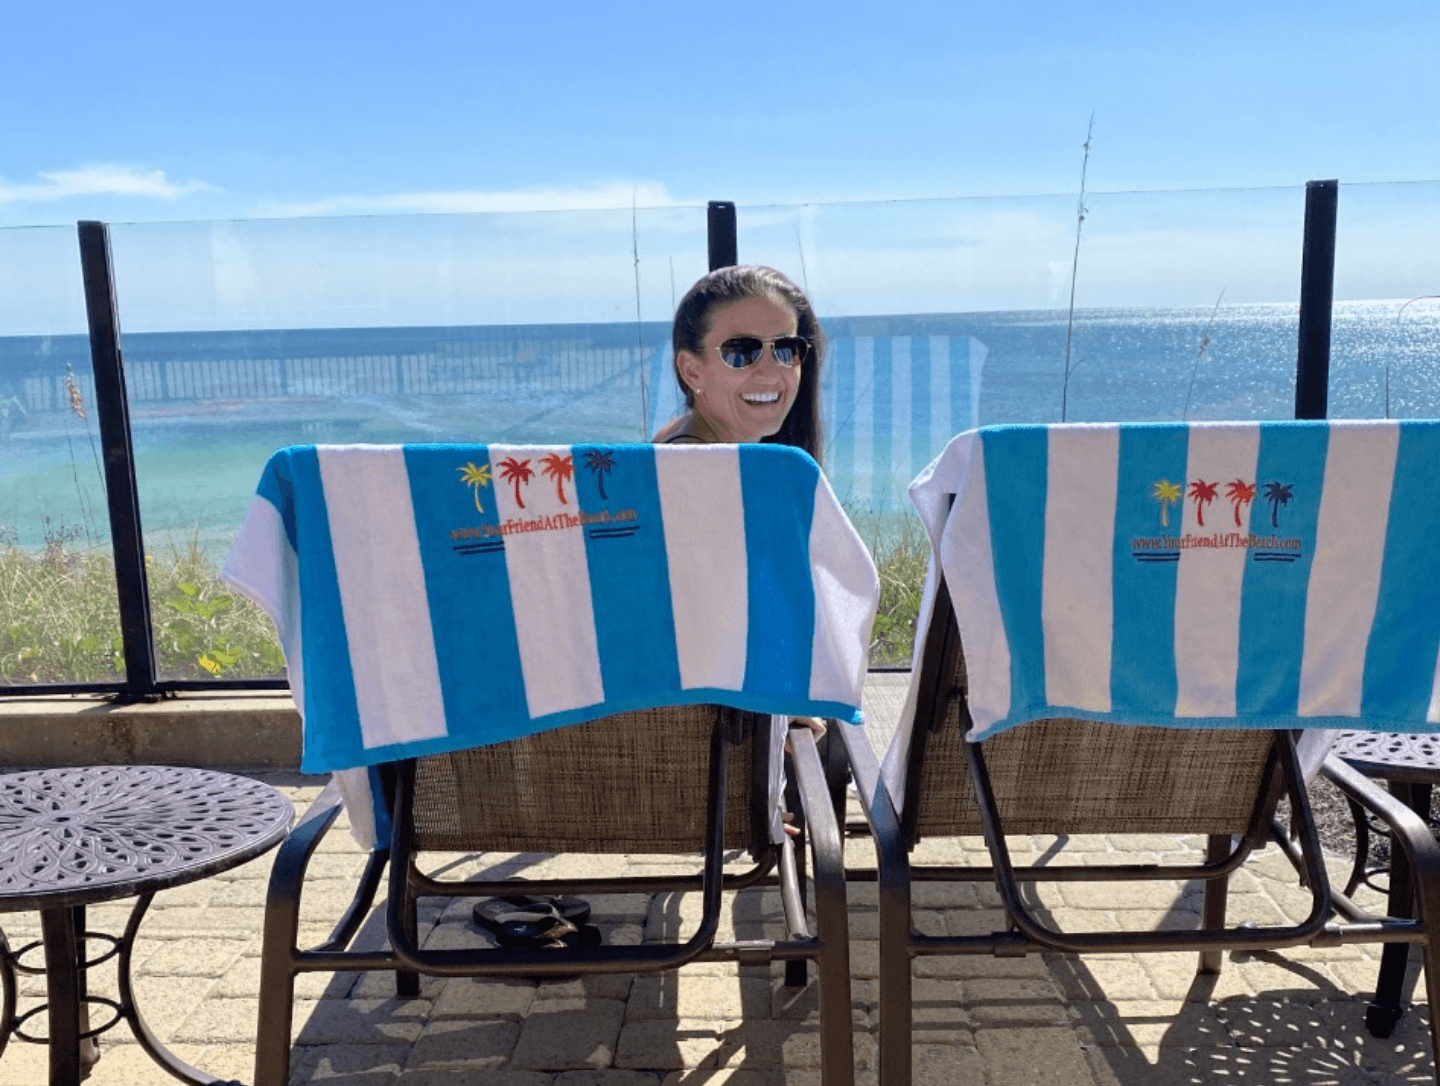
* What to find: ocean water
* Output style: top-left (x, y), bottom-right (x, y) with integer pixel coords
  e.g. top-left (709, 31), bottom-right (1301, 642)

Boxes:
top-left (1, 300), bottom-right (1437, 552)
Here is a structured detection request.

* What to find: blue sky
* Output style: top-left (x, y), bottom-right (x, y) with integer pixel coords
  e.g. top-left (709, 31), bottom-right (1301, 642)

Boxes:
top-left (3, 0), bottom-right (1437, 227)
top-left (2, 0), bottom-right (1437, 333)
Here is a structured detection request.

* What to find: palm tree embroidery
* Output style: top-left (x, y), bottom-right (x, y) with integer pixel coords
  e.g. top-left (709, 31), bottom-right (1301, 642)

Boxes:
top-left (498, 457), bottom-right (534, 509)
top-left (1225, 479), bottom-right (1256, 527)
top-left (1262, 481), bottom-right (1294, 528)
top-left (1187, 479), bottom-right (1218, 527)
top-left (457, 461), bottom-right (492, 513)
top-left (582, 449), bottom-right (616, 499)
top-left (1151, 479), bottom-right (1182, 528)
top-left (539, 452), bottom-right (575, 505)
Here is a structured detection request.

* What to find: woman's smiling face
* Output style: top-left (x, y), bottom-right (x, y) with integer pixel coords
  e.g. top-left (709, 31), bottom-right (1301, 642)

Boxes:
top-left (676, 295), bottom-right (801, 443)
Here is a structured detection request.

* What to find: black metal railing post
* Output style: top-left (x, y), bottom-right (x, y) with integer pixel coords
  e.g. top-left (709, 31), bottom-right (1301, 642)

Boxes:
top-left (78, 220), bottom-right (157, 698)
top-left (1295, 180), bottom-right (1338, 420)
top-left (707, 202), bottom-right (738, 271)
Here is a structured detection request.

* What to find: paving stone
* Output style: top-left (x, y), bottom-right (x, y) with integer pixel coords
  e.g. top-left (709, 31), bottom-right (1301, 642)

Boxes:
top-left (288, 1042), bottom-right (409, 1083)
top-left (975, 1025), bottom-right (1100, 1085)
top-left (395, 1072), bottom-right (551, 1086)
top-left (557, 1072), bottom-right (664, 1086)
top-left (848, 939), bottom-right (879, 979)
top-left (701, 1020), bottom-right (868, 1071)
top-left (613, 1019), bottom-right (722, 1070)
top-left (769, 976), bottom-right (871, 1026)
top-left (628, 974), bottom-right (772, 1020)
top-left (1232, 954), bottom-right (1344, 998)
top-left (293, 997), bottom-right (434, 1045)
top-left (1049, 956), bottom-right (1159, 1002)
top-left (213, 955), bottom-right (353, 1000)
top-left (511, 997), bottom-right (627, 1070)
top-left (126, 974), bottom-right (222, 1039)
top-left (533, 972), bottom-right (636, 1001)
top-left (1069, 999), bottom-right (1231, 1050)
top-left (1137, 952), bottom-right (1254, 1002)
top-left (962, 977), bottom-right (1074, 1027)
top-left (940, 907), bottom-right (1010, 938)
top-left (659, 1070), bottom-right (777, 1085)
top-left (136, 935), bottom-right (249, 977)
top-left (1059, 881), bottom-right (1201, 912)
top-left (405, 1019), bottom-right (523, 1070)
top-left (912, 1040), bottom-right (984, 1085)
top-left (172, 996), bottom-right (264, 1044)
top-left (430, 976), bottom-right (538, 1020)
top-left (908, 978), bottom-right (968, 1027)
top-left (350, 969), bottom-right (446, 1000)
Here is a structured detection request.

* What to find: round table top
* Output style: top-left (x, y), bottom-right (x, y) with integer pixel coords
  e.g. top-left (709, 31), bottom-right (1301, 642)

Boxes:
top-left (0, 765), bottom-right (294, 912)
top-left (1332, 730), bottom-right (1440, 785)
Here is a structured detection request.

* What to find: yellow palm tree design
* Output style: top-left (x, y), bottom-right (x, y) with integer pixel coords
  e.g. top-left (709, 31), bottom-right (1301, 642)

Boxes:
top-left (1151, 479), bottom-right (1182, 528)
top-left (457, 462), bottom-right (493, 513)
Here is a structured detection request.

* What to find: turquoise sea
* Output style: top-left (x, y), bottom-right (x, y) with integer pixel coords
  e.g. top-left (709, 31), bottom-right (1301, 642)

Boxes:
top-left (1, 300), bottom-right (1437, 552)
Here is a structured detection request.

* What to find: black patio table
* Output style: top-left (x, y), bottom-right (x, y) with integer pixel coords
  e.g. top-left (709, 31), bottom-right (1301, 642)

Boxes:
top-left (1332, 730), bottom-right (1440, 1038)
top-left (0, 765), bottom-right (293, 1085)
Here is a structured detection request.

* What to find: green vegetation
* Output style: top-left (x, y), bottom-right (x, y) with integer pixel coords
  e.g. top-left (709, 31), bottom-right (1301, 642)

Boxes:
top-left (1, 513), bottom-right (932, 683)
top-left (0, 525), bottom-right (284, 683)
top-left (857, 512), bottom-right (931, 668)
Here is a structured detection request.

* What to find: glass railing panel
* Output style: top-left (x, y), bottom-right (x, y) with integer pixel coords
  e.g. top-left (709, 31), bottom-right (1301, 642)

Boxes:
top-left (738, 189), bottom-right (1308, 662)
top-left (1331, 181), bottom-right (1440, 420)
top-left (738, 188), bottom-right (1306, 519)
top-left (0, 225), bottom-right (123, 684)
top-left (108, 206), bottom-right (706, 681)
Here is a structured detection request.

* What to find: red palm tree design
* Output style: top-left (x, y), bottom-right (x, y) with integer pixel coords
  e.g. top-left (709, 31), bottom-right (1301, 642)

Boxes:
top-left (1224, 479), bottom-right (1256, 527)
top-left (498, 457), bottom-right (534, 508)
top-left (1188, 479), bottom-right (1218, 527)
top-left (539, 453), bottom-right (575, 505)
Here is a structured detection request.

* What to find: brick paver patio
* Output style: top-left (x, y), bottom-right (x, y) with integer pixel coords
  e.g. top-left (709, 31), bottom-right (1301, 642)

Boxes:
top-left (0, 676), bottom-right (1434, 1085)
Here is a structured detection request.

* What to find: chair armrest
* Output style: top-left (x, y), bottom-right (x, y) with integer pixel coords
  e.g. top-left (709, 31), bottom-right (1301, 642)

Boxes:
top-left (833, 721), bottom-right (902, 844)
top-left (1321, 754), bottom-right (1440, 876)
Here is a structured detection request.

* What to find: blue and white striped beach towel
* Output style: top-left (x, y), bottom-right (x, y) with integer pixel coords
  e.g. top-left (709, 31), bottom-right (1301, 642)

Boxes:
top-left (908, 420), bottom-right (1440, 741)
top-left (223, 442), bottom-right (878, 775)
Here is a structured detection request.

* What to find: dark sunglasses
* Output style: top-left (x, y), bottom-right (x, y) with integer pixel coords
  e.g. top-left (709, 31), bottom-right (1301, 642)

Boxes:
top-left (714, 335), bottom-right (811, 369)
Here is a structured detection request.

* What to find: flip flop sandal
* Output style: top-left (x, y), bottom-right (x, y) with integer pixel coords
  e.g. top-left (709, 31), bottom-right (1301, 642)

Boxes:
top-left (497, 911), bottom-right (580, 949)
top-left (472, 894), bottom-right (591, 936)
top-left (538, 923), bottom-right (603, 950)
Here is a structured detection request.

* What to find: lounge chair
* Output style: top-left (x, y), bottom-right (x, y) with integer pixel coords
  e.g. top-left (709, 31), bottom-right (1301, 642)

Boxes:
top-left (837, 420), bottom-right (1440, 1085)
top-left (222, 442), bottom-right (879, 1086)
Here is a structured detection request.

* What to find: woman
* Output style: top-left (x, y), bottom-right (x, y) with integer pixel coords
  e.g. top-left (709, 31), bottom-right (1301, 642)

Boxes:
top-left (654, 265), bottom-right (831, 828)
top-left (652, 265), bottom-right (825, 463)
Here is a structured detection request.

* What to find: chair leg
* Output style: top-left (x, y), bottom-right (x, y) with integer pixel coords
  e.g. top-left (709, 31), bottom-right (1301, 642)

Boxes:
top-left (396, 875), bottom-right (420, 999)
top-left (255, 888), bottom-right (302, 1086)
top-left (1199, 834), bottom-right (1231, 975)
top-left (1366, 780), bottom-right (1424, 1037)
top-left (784, 751), bottom-right (810, 989)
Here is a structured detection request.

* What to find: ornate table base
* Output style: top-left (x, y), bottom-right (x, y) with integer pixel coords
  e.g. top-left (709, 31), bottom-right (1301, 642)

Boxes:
top-left (0, 766), bottom-right (292, 1085)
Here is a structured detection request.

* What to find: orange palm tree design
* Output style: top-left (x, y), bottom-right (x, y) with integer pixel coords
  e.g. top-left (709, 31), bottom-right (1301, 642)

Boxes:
top-left (1224, 479), bottom-right (1256, 527)
top-left (1151, 479), bottom-right (1182, 528)
top-left (457, 461), bottom-right (492, 513)
top-left (1187, 479), bottom-right (1218, 527)
top-left (498, 457), bottom-right (534, 508)
top-left (582, 449), bottom-right (616, 499)
top-left (540, 453), bottom-right (575, 505)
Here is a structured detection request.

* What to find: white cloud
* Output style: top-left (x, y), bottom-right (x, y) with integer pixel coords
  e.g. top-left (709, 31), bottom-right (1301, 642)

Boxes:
top-left (0, 164), bottom-right (215, 204)
top-left (255, 180), bottom-right (681, 218)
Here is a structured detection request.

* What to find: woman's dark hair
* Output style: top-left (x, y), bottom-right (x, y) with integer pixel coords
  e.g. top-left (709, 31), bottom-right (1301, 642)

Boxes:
top-left (672, 265), bottom-right (826, 464)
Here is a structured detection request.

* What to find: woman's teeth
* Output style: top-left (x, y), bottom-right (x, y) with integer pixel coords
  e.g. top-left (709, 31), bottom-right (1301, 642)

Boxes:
top-left (741, 392), bottom-right (780, 404)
